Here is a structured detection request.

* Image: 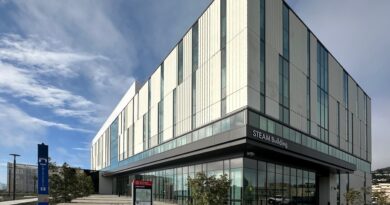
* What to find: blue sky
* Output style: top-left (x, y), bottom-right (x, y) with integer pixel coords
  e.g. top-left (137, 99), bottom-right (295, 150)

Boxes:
top-left (0, 0), bottom-right (389, 184)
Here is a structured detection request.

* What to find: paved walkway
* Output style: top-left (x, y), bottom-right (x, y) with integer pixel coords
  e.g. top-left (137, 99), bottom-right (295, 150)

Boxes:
top-left (58, 195), bottom-right (178, 205)
top-left (0, 198), bottom-right (37, 205)
top-left (59, 195), bottom-right (131, 205)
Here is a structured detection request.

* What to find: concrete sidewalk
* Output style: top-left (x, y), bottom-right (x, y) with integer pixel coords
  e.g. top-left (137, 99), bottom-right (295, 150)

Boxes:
top-left (58, 194), bottom-right (178, 205)
top-left (0, 198), bottom-right (37, 205)
top-left (59, 195), bottom-right (132, 205)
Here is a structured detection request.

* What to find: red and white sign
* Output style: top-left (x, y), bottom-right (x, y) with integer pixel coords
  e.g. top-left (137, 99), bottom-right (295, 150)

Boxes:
top-left (133, 180), bottom-right (153, 188)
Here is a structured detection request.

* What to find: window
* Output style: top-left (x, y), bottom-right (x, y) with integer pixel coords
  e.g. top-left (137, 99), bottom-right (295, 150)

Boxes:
top-left (351, 113), bottom-right (354, 154)
top-left (282, 4), bottom-right (289, 59)
top-left (221, 48), bottom-right (226, 100)
top-left (346, 109), bottom-right (350, 151)
top-left (221, 48), bottom-right (226, 98)
top-left (160, 63), bottom-right (164, 99)
top-left (173, 88), bottom-right (177, 137)
top-left (147, 81), bottom-right (152, 148)
top-left (279, 56), bottom-right (289, 124)
top-left (158, 101), bottom-right (164, 144)
top-left (192, 22), bottom-right (199, 72)
top-left (221, 0), bottom-right (226, 49)
top-left (307, 30), bottom-right (311, 133)
top-left (148, 80), bottom-right (151, 109)
top-left (221, 0), bottom-right (227, 116)
top-left (365, 94), bottom-right (369, 160)
top-left (128, 126), bottom-right (134, 157)
top-left (260, 0), bottom-right (266, 113)
top-left (192, 22), bottom-right (198, 129)
top-left (177, 40), bottom-right (183, 85)
top-left (279, 4), bottom-right (290, 125)
top-left (192, 73), bottom-right (196, 129)
top-left (356, 87), bottom-right (359, 116)
top-left (143, 113), bottom-right (149, 150)
top-left (337, 101), bottom-right (340, 147)
top-left (159, 63), bottom-right (164, 145)
top-left (110, 118), bottom-right (118, 167)
top-left (343, 71), bottom-right (349, 108)
top-left (317, 42), bottom-right (329, 142)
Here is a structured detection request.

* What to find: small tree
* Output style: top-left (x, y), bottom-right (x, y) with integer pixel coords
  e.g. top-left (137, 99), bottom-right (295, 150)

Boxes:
top-left (344, 188), bottom-right (363, 205)
top-left (76, 172), bottom-right (95, 197)
top-left (187, 172), bottom-right (231, 205)
top-left (49, 172), bottom-right (63, 202)
top-left (49, 161), bottom-right (95, 203)
top-left (373, 190), bottom-right (389, 205)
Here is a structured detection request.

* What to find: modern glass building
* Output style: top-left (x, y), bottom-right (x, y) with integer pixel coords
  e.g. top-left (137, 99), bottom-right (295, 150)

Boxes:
top-left (91, 0), bottom-right (372, 204)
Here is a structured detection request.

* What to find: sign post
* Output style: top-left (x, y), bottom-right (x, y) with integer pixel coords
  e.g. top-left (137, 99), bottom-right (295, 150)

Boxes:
top-left (38, 143), bottom-right (49, 205)
top-left (132, 179), bottom-right (153, 205)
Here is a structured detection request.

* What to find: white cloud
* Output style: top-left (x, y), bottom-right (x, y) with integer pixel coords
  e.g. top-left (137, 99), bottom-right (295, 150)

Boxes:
top-left (0, 99), bottom-right (91, 148)
top-left (0, 34), bottom-right (107, 77)
top-left (0, 0), bottom-right (139, 127)
top-left (0, 61), bottom-right (90, 107)
top-left (72, 148), bottom-right (89, 151)
top-left (9, 0), bottom-right (136, 97)
top-left (33, 118), bottom-right (92, 133)
top-left (0, 60), bottom-right (101, 123)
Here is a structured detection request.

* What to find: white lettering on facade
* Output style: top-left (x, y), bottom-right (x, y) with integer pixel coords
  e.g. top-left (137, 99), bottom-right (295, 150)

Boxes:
top-left (252, 129), bottom-right (288, 149)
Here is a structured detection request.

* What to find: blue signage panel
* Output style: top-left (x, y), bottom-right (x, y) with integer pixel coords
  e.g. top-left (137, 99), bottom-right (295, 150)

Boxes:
top-left (38, 143), bottom-right (49, 205)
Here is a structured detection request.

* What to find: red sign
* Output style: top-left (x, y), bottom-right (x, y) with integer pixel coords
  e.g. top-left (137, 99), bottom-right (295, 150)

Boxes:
top-left (133, 180), bottom-right (153, 188)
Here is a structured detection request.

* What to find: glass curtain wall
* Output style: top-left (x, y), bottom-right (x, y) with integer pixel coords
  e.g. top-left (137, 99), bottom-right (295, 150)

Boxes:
top-left (244, 159), bottom-right (317, 205)
top-left (116, 158), bottom-right (317, 204)
top-left (110, 118), bottom-right (119, 169)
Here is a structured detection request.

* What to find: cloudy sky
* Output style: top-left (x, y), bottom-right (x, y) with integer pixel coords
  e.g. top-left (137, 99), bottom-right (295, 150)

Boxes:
top-left (0, 0), bottom-right (388, 184)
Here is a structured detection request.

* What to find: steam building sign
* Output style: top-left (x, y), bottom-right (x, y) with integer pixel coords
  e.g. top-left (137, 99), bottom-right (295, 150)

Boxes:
top-left (249, 127), bottom-right (288, 149)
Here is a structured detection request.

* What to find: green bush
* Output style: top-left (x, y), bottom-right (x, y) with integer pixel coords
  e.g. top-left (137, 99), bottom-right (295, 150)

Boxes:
top-left (49, 162), bottom-right (94, 203)
top-left (187, 172), bottom-right (231, 205)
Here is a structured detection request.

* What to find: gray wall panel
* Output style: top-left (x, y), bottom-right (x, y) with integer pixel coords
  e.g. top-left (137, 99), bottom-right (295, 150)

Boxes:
top-left (328, 55), bottom-right (343, 104)
top-left (265, 46), bottom-right (279, 119)
top-left (339, 107), bottom-right (348, 151)
top-left (309, 34), bottom-right (318, 136)
top-left (289, 12), bottom-right (308, 76)
top-left (265, 0), bottom-right (282, 55)
top-left (290, 64), bottom-right (307, 131)
top-left (264, 0), bottom-right (282, 119)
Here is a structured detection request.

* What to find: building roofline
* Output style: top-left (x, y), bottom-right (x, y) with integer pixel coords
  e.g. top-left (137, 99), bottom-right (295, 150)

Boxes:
top-left (92, 81), bottom-right (140, 145)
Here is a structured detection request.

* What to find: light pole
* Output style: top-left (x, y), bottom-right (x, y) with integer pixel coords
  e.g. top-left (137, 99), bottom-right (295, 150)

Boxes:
top-left (9, 154), bottom-right (20, 200)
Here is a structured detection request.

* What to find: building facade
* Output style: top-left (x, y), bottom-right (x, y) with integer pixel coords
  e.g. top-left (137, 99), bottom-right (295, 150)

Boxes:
top-left (7, 163), bottom-right (37, 193)
top-left (91, 0), bottom-right (372, 204)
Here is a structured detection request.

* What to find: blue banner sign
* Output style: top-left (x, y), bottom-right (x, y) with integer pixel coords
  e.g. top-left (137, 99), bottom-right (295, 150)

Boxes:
top-left (38, 143), bottom-right (49, 205)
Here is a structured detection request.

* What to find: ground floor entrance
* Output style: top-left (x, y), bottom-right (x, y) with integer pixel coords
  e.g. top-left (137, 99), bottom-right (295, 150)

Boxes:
top-left (115, 157), bottom-right (318, 204)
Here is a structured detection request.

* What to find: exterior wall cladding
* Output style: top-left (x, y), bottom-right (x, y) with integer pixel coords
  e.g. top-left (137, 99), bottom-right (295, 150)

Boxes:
top-left (91, 0), bottom-right (372, 204)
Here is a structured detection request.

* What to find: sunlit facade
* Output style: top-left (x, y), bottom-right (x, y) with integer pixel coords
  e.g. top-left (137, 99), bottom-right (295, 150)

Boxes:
top-left (91, 0), bottom-right (372, 204)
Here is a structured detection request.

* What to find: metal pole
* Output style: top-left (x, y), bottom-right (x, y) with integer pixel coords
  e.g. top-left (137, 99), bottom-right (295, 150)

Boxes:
top-left (9, 154), bottom-right (20, 201)
top-left (13, 156), bottom-right (16, 200)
